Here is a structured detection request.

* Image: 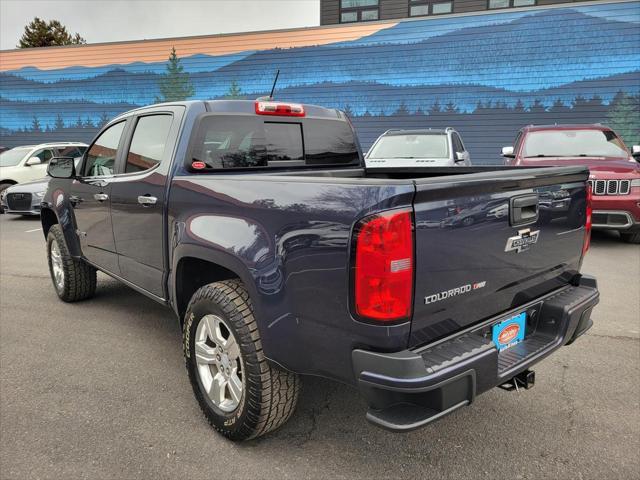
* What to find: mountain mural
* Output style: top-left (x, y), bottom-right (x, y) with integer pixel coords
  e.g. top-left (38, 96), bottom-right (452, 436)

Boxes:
top-left (1, 1), bottom-right (639, 163)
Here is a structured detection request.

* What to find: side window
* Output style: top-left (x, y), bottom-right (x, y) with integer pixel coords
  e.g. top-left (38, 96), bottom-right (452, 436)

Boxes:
top-left (31, 149), bottom-right (54, 163)
top-left (513, 131), bottom-right (523, 154)
top-left (84, 122), bottom-right (126, 177)
top-left (452, 133), bottom-right (464, 153)
top-left (125, 115), bottom-right (173, 173)
top-left (56, 146), bottom-right (86, 159)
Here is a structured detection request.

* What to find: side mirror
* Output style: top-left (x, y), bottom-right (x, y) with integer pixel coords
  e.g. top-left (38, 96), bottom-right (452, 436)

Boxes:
top-left (25, 157), bottom-right (42, 166)
top-left (632, 145), bottom-right (640, 158)
top-left (455, 151), bottom-right (467, 162)
top-left (47, 157), bottom-right (76, 179)
top-left (501, 146), bottom-right (515, 158)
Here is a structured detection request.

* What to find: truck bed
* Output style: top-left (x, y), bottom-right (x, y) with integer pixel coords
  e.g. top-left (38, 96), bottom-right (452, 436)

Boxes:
top-left (170, 164), bottom-right (589, 381)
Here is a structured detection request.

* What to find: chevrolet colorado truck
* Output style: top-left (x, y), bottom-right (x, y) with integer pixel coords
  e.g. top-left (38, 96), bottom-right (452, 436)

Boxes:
top-left (42, 100), bottom-right (599, 441)
top-left (502, 124), bottom-right (640, 243)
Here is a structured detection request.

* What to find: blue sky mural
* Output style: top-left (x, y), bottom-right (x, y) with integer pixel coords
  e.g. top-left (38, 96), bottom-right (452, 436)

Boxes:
top-left (1, 1), bottom-right (639, 163)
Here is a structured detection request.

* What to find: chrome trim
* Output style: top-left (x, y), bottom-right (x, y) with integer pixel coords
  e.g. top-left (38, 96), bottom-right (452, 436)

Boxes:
top-left (588, 179), bottom-right (631, 196)
top-left (592, 210), bottom-right (635, 229)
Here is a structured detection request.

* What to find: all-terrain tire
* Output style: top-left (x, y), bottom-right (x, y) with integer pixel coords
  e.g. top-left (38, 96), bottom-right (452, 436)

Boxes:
top-left (183, 280), bottom-right (300, 441)
top-left (47, 224), bottom-right (97, 302)
top-left (621, 231), bottom-right (640, 244)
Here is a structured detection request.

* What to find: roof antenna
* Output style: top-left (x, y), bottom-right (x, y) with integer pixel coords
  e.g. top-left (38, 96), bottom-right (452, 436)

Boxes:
top-left (269, 69), bottom-right (280, 100)
top-left (257, 69), bottom-right (280, 101)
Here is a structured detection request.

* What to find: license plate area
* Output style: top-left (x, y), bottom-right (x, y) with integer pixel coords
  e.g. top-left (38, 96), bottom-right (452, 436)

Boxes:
top-left (492, 312), bottom-right (526, 351)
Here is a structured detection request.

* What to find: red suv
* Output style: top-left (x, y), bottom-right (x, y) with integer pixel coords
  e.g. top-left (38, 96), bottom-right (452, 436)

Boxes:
top-left (502, 124), bottom-right (640, 243)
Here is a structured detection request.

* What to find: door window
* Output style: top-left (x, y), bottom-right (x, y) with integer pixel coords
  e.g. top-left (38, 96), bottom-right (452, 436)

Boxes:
top-left (31, 149), bottom-right (54, 163)
top-left (56, 146), bottom-right (86, 159)
top-left (452, 133), bottom-right (465, 153)
top-left (84, 122), bottom-right (126, 177)
top-left (125, 115), bottom-right (173, 173)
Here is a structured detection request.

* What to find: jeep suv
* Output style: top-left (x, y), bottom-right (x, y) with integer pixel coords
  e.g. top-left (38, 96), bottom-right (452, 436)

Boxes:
top-left (502, 125), bottom-right (640, 243)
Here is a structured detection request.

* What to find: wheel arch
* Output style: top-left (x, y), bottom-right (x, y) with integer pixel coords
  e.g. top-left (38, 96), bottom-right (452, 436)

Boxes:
top-left (171, 245), bottom-right (259, 325)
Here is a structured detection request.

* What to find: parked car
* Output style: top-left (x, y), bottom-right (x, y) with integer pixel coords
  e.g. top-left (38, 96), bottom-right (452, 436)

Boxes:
top-left (0, 177), bottom-right (49, 216)
top-left (365, 128), bottom-right (471, 168)
top-left (0, 143), bottom-right (87, 193)
top-left (502, 124), bottom-right (640, 243)
top-left (42, 99), bottom-right (598, 441)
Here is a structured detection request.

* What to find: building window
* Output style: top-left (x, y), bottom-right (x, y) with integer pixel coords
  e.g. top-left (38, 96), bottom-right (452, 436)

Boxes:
top-left (340, 0), bottom-right (379, 23)
top-left (489, 0), bottom-right (535, 9)
top-left (432, 2), bottom-right (453, 14)
top-left (409, 1), bottom-right (452, 17)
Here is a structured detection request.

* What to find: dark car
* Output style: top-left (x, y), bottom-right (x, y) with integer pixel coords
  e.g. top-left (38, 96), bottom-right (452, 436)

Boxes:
top-left (41, 99), bottom-right (598, 441)
top-left (502, 124), bottom-right (640, 243)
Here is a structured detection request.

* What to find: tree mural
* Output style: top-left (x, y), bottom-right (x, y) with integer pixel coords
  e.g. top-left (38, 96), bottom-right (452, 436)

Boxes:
top-left (155, 47), bottom-right (195, 102)
top-left (607, 92), bottom-right (640, 146)
top-left (224, 80), bottom-right (244, 99)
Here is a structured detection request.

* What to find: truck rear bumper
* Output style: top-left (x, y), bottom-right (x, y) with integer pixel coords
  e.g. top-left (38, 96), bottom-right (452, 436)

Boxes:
top-left (352, 275), bottom-right (599, 432)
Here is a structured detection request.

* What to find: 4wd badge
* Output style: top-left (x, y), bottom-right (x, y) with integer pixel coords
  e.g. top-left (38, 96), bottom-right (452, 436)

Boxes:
top-left (505, 228), bottom-right (540, 253)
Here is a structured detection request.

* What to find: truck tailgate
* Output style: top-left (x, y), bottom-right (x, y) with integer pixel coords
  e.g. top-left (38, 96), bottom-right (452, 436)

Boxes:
top-left (409, 167), bottom-right (589, 347)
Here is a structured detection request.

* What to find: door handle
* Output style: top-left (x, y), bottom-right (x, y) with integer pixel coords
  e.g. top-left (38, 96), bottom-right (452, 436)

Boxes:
top-left (510, 194), bottom-right (539, 226)
top-left (138, 195), bottom-right (157, 206)
top-left (93, 193), bottom-right (109, 202)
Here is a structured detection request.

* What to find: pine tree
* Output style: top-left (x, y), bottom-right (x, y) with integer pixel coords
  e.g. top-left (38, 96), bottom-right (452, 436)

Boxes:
top-left (342, 105), bottom-right (354, 118)
top-left (98, 112), bottom-right (111, 127)
top-left (607, 92), bottom-right (640, 146)
top-left (54, 113), bottom-right (65, 131)
top-left (18, 17), bottom-right (85, 48)
top-left (75, 116), bottom-right (83, 128)
top-left (224, 80), bottom-right (243, 99)
top-left (156, 47), bottom-right (195, 102)
top-left (83, 116), bottom-right (94, 128)
top-left (428, 101), bottom-right (442, 115)
top-left (394, 102), bottom-right (410, 116)
top-left (31, 116), bottom-right (41, 132)
top-left (445, 102), bottom-right (459, 114)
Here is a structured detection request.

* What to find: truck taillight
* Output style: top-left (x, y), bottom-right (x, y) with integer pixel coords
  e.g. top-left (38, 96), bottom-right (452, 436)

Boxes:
top-left (353, 209), bottom-right (414, 322)
top-left (583, 183), bottom-right (593, 255)
top-left (255, 100), bottom-right (305, 117)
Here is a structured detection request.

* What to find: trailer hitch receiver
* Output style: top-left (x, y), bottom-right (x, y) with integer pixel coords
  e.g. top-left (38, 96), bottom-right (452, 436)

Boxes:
top-left (498, 369), bottom-right (535, 392)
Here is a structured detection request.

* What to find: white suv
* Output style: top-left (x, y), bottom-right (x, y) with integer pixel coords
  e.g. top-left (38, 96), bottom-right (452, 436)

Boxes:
top-left (365, 128), bottom-right (471, 168)
top-left (0, 142), bottom-right (87, 193)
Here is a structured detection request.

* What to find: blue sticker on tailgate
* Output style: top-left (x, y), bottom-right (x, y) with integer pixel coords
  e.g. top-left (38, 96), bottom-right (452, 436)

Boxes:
top-left (492, 312), bottom-right (526, 351)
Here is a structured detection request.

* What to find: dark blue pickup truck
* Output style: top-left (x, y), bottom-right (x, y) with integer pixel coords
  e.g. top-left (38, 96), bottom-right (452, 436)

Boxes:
top-left (42, 99), bottom-right (599, 440)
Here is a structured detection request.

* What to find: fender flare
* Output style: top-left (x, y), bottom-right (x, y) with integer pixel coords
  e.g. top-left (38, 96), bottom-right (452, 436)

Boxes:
top-left (40, 192), bottom-right (82, 257)
top-left (169, 242), bottom-right (262, 319)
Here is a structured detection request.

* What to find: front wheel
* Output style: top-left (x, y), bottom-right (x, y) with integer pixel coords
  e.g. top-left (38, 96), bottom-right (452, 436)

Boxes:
top-left (47, 225), bottom-right (97, 302)
top-left (184, 280), bottom-right (300, 441)
top-left (621, 231), bottom-right (640, 244)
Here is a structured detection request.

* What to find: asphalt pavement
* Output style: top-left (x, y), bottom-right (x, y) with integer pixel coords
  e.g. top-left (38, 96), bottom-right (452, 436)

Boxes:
top-left (0, 213), bottom-right (638, 480)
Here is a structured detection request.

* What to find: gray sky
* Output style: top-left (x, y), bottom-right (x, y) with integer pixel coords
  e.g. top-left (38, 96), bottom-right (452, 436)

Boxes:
top-left (0, 0), bottom-right (320, 50)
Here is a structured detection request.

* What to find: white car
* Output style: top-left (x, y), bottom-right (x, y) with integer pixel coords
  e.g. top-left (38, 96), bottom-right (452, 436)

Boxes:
top-left (365, 128), bottom-right (471, 168)
top-left (0, 142), bottom-right (87, 193)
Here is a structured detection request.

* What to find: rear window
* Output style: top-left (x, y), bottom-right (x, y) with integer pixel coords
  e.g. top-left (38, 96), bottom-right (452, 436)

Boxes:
top-left (189, 115), bottom-right (359, 170)
top-left (368, 133), bottom-right (450, 159)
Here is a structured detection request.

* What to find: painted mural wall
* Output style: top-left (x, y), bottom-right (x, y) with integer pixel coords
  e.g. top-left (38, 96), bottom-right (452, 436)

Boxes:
top-left (0, 0), bottom-right (639, 164)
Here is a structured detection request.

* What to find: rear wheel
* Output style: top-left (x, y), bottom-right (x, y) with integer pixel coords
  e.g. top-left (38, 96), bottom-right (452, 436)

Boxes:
top-left (621, 232), bottom-right (640, 244)
top-left (184, 280), bottom-right (300, 441)
top-left (47, 225), bottom-right (97, 302)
